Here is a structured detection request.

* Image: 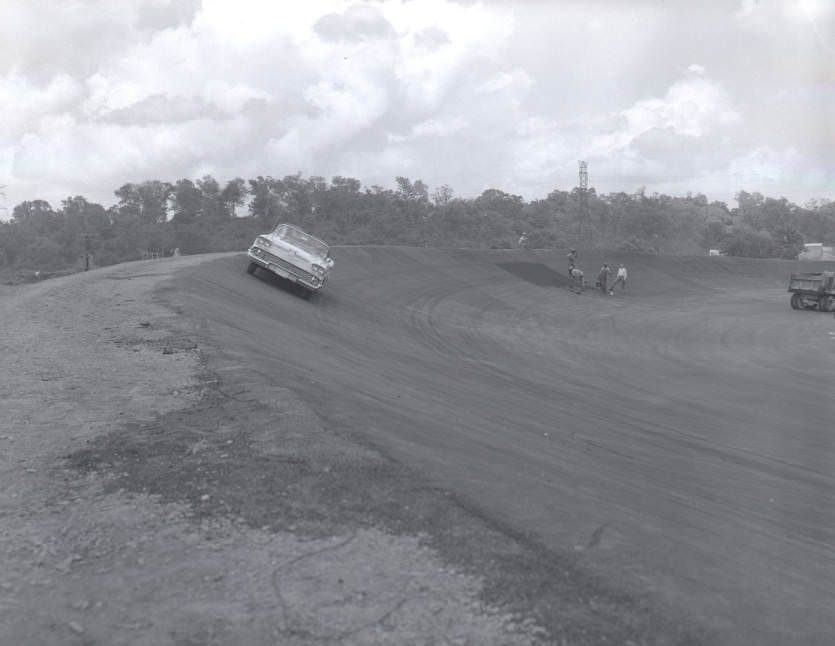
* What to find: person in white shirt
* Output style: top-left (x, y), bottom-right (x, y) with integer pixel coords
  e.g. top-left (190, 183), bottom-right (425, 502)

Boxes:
top-left (612, 264), bottom-right (627, 291)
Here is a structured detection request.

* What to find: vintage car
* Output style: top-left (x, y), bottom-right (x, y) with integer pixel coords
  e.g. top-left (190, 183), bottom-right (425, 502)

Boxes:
top-left (246, 224), bottom-right (334, 298)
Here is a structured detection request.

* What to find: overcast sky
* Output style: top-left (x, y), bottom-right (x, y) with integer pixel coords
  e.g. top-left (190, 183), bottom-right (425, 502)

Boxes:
top-left (1, 0), bottom-right (833, 216)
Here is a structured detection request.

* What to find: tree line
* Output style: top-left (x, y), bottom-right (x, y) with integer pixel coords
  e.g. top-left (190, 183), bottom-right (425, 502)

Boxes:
top-left (2, 173), bottom-right (833, 278)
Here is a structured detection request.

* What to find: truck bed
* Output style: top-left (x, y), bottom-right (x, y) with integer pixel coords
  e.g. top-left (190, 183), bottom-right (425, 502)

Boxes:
top-left (787, 271), bottom-right (835, 293)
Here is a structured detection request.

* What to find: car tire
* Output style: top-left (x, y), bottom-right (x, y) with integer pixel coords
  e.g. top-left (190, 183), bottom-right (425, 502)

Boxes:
top-left (247, 261), bottom-right (257, 275)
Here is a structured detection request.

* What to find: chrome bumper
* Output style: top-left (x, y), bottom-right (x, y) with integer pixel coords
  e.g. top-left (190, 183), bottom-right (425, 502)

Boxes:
top-left (248, 248), bottom-right (324, 290)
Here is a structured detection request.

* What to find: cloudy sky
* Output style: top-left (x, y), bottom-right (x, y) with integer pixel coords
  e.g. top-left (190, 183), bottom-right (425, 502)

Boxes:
top-left (1, 0), bottom-right (833, 215)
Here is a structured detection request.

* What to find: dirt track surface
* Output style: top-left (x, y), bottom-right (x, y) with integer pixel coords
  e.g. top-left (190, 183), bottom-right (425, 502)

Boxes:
top-left (2, 248), bottom-right (834, 645)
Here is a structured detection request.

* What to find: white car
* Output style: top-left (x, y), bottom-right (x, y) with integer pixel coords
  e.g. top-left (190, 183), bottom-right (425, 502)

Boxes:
top-left (246, 224), bottom-right (334, 298)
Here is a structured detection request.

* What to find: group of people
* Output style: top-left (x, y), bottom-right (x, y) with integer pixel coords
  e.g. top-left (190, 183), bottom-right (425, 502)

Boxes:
top-left (567, 249), bottom-right (627, 295)
top-left (596, 262), bottom-right (628, 294)
top-left (515, 236), bottom-right (629, 295)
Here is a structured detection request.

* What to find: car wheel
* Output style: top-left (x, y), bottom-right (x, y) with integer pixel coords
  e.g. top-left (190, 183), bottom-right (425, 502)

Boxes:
top-left (246, 261), bottom-right (257, 275)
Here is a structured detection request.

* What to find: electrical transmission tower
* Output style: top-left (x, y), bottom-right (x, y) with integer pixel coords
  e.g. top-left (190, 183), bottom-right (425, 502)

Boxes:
top-left (578, 161), bottom-right (589, 245)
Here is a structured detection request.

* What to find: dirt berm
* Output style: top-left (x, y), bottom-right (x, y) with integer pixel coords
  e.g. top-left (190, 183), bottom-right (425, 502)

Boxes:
top-left (1, 248), bottom-right (833, 645)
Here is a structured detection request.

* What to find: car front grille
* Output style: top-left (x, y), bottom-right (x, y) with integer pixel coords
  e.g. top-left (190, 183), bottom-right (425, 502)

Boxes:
top-left (253, 247), bottom-right (316, 283)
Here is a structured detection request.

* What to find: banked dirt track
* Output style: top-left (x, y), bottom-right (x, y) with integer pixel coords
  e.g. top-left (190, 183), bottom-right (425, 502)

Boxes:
top-left (169, 247), bottom-right (835, 645)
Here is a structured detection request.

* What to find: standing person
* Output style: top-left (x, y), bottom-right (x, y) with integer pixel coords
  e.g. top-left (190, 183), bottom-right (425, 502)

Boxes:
top-left (612, 264), bottom-right (627, 292)
top-left (598, 263), bottom-right (611, 294)
top-left (571, 267), bottom-right (584, 292)
top-left (518, 232), bottom-right (530, 249)
top-left (567, 249), bottom-right (577, 273)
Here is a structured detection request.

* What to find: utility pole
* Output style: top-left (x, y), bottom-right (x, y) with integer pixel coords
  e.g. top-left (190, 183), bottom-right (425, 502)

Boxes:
top-left (578, 161), bottom-right (589, 245)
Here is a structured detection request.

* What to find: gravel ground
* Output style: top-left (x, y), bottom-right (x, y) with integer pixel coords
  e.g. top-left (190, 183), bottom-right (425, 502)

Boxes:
top-left (0, 255), bottom-right (555, 646)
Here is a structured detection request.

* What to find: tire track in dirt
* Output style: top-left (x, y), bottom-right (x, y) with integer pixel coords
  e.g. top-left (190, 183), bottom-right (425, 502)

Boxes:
top-left (167, 249), bottom-right (835, 646)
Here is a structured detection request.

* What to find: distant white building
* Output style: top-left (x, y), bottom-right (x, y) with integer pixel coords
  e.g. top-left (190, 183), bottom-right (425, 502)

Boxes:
top-left (799, 243), bottom-right (835, 261)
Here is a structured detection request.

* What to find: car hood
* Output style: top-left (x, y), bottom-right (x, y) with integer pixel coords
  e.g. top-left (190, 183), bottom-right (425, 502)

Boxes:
top-left (260, 233), bottom-right (327, 266)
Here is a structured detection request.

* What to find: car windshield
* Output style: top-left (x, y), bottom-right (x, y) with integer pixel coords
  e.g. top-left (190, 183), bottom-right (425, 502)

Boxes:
top-left (274, 224), bottom-right (329, 257)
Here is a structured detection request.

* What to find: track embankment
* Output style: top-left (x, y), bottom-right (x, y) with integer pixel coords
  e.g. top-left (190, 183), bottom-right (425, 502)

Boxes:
top-left (168, 247), bottom-right (835, 646)
top-left (3, 248), bottom-right (833, 645)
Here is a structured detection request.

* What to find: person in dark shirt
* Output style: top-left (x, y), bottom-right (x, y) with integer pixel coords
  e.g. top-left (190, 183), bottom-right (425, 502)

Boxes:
top-left (598, 263), bottom-right (611, 294)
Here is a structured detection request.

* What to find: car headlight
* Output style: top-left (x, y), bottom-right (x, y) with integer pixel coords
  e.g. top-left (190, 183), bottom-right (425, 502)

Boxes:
top-left (255, 236), bottom-right (271, 247)
top-left (312, 264), bottom-right (326, 276)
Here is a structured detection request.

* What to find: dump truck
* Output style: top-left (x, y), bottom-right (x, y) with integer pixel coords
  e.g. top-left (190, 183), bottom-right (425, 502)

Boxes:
top-left (788, 271), bottom-right (835, 311)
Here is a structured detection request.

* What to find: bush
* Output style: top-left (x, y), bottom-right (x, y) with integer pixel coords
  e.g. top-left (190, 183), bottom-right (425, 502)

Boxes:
top-left (721, 228), bottom-right (777, 258)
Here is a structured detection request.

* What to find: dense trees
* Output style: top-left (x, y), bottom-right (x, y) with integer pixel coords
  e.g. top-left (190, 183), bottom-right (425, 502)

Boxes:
top-left (115, 181), bottom-right (172, 224)
top-left (2, 172), bottom-right (833, 280)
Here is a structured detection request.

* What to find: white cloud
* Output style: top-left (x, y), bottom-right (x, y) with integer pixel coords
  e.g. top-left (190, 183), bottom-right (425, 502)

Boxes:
top-left (0, 73), bottom-right (83, 144)
top-left (728, 146), bottom-right (801, 184)
top-left (477, 70), bottom-right (533, 94)
top-left (0, 1), bottom-right (832, 212)
top-left (590, 69), bottom-right (741, 159)
top-left (683, 145), bottom-right (831, 204)
top-left (414, 27), bottom-right (450, 50)
top-left (784, 0), bottom-right (835, 22)
top-left (104, 94), bottom-right (226, 125)
top-left (202, 81), bottom-right (272, 115)
top-left (388, 116), bottom-right (469, 143)
top-left (626, 75), bottom-right (741, 137)
top-left (314, 4), bottom-right (395, 42)
top-left (735, 0), bottom-right (758, 19)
